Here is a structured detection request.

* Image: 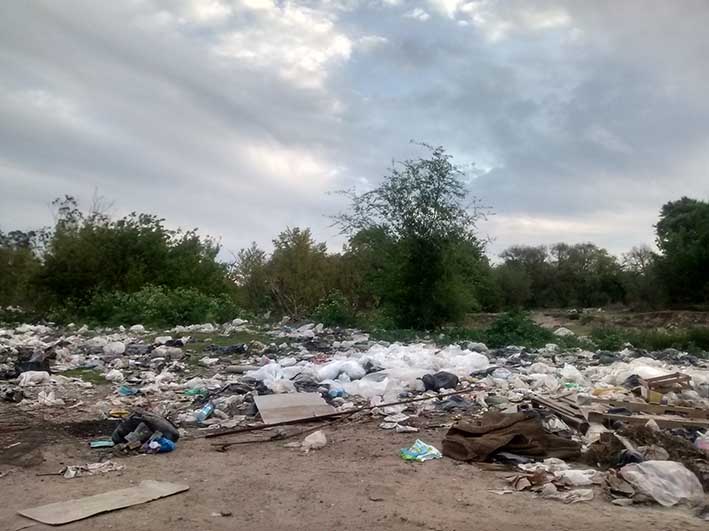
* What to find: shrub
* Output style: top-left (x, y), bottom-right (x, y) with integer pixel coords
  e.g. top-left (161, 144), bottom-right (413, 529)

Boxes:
top-left (591, 326), bottom-right (709, 353)
top-left (52, 285), bottom-right (240, 326)
top-left (35, 197), bottom-right (231, 310)
top-left (483, 311), bottom-right (554, 348)
top-left (312, 291), bottom-right (357, 327)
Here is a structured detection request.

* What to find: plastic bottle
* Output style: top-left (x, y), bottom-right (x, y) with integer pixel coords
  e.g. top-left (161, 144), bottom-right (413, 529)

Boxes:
top-left (695, 432), bottom-right (709, 454)
top-left (196, 401), bottom-right (215, 423)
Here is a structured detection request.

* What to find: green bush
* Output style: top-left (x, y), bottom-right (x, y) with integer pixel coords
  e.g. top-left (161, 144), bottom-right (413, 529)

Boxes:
top-left (482, 311), bottom-right (554, 348)
top-left (35, 197), bottom-right (231, 310)
top-left (0, 306), bottom-right (41, 325)
top-left (52, 285), bottom-right (240, 326)
top-left (591, 326), bottom-right (709, 353)
top-left (589, 327), bottom-right (627, 350)
top-left (312, 291), bottom-right (357, 327)
top-left (367, 327), bottom-right (423, 343)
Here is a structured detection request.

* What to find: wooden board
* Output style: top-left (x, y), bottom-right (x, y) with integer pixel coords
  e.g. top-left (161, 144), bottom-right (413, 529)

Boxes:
top-left (18, 480), bottom-right (189, 525)
top-left (590, 398), bottom-right (709, 419)
top-left (254, 392), bottom-right (335, 425)
top-left (587, 411), bottom-right (709, 430)
top-left (528, 394), bottom-right (590, 434)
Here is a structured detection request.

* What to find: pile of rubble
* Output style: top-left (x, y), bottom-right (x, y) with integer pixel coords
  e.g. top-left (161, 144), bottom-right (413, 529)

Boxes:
top-left (1, 319), bottom-right (708, 517)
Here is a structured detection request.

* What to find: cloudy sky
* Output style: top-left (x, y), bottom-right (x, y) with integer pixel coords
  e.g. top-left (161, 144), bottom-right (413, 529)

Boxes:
top-left (1, 1), bottom-right (708, 259)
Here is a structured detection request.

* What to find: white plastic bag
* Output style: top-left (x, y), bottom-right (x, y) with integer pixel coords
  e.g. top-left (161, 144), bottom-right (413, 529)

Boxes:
top-left (37, 390), bottom-right (65, 406)
top-left (103, 341), bottom-right (126, 356)
top-left (557, 469), bottom-right (600, 487)
top-left (560, 363), bottom-right (585, 384)
top-left (620, 461), bottom-right (704, 507)
top-left (302, 430), bottom-right (327, 452)
top-left (18, 371), bottom-right (50, 386)
top-left (105, 369), bottom-right (124, 382)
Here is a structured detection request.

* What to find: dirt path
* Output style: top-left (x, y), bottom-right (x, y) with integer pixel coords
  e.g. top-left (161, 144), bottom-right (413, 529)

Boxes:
top-left (1, 421), bottom-right (704, 531)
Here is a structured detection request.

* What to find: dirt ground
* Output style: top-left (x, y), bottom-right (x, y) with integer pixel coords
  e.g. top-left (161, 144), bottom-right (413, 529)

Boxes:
top-left (531, 309), bottom-right (709, 332)
top-left (1, 407), bottom-right (705, 531)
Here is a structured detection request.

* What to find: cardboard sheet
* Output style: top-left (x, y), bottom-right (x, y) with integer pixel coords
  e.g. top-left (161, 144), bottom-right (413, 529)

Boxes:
top-left (254, 392), bottom-right (335, 425)
top-left (18, 480), bottom-right (189, 525)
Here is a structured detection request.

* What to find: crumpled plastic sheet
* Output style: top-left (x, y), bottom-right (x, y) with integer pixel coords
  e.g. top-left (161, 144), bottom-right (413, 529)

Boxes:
top-left (620, 460), bottom-right (704, 507)
top-left (246, 343), bottom-right (489, 396)
top-left (62, 460), bottom-right (124, 479)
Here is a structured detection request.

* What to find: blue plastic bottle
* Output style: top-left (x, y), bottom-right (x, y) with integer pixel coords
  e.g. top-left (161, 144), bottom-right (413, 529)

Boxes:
top-left (195, 401), bottom-right (215, 423)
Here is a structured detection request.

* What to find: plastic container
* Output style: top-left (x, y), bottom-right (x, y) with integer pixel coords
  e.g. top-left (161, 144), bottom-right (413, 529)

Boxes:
top-left (196, 402), bottom-right (215, 423)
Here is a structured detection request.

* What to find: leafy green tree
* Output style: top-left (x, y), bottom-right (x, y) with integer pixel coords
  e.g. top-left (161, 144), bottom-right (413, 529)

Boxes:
top-left (498, 245), bottom-right (553, 307)
top-left (232, 242), bottom-right (270, 313)
top-left (267, 227), bottom-right (333, 318)
top-left (0, 229), bottom-right (44, 308)
top-left (655, 197), bottom-right (709, 304)
top-left (336, 144), bottom-right (491, 328)
top-left (495, 242), bottom-right (625, 309)
top-left (493, 263), bottom-right (532, 308)
top-left (620, 245), bottom-right (664, 309)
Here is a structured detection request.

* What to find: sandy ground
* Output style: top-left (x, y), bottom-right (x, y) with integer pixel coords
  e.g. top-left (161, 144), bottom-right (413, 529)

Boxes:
top-left (1, 408), bottom-right (705, 531)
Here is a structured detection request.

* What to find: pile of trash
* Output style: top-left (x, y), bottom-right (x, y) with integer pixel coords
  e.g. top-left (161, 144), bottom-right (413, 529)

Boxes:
top-left (1, 319), bottom-right (708, 516)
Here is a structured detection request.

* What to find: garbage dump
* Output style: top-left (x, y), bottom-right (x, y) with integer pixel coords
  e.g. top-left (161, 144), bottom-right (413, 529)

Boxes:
top-left (1, 318), bottom-right (708, 518)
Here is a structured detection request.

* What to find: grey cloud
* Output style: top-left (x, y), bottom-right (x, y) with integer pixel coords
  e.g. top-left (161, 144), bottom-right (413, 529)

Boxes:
top-left (1, 0), bottom-right (707, 259)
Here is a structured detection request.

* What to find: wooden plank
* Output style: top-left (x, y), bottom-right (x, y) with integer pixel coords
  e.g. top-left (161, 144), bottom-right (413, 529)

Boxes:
top-left (254, 392), bottom-right (335, 425)
top-left (590, 398), bottom-right (709, 419)
top-left (529, 394), bottom-right (590, 434)
top-left (587, 411), bottom-right (709, 430)
top-left (18, 480), bottom-right (188, 525)
top-left (642, 372), bottom-right (690, 391)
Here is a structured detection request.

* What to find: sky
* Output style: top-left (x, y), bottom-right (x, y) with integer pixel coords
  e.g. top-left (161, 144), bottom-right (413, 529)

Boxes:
top-left (1, 1), bottom-right (708, 260)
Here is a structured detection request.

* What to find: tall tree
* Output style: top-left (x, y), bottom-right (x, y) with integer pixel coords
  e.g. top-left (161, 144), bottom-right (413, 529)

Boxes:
top-left (268, 227), bottom-right (332, 318)
top-left (655, 197), bottom-right (709, 304)
top-left (336, 144), bottom-right (491, 328)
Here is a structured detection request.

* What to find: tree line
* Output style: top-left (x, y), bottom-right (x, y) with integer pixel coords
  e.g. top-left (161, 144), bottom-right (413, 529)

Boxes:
top-left (1, 146), bottom-right (708, 328)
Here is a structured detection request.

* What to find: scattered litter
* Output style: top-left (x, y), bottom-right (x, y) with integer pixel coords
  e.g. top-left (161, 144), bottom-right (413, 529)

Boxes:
top-left (489, 489), bottom-right (514, 495)
top-left (37, 390), bottom-right (65, 406)
top-left (18, 371), bottom-right (50, 386)
top-left (62, 460), bottom-right (125, 479)
top-left (105, 369), bottom-right (124, 382)
top-left (400, 439), bottom-right (442, 462)
top-left (302, 430), bottom-right (327, 452)
top-left (118, 385), bottom-right (138, 396)
top-left (383, 413), bottom-right (409, 423)
top-left (103, 342), bottom-right (126, 356)
top-left (3, 317), bottom-right (709, 518)
top-left (542, 486), bottom-right (594, 503)
top-left (196, 402), bottom-right (215, 424)
top-left (620, 460), bottom-right (704, 507)
top-left (421, 371), bottom-right (459, 391)
top-left (442, 412), bottom-right (581, 462)
top-left (89, 439), bottom-right (115, 449)
top-left (554, 327), bottom-right (575, 337)
top-left (199, 356), bottom-right (219, 367)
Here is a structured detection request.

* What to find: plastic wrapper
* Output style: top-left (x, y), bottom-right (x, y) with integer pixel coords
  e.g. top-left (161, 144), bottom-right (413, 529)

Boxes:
top-left (620, 460), bottom-right (704, 507)
top-left (399, 439), bottom-right (442, 462)
top-left (18, 371), bottom-right (51, 386)
top-left (302, 430), bottom-right (327, 452)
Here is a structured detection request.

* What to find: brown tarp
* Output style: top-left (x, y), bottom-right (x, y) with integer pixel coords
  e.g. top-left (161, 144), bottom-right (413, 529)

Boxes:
top-left (442, 412), bottom-right (581, 462)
